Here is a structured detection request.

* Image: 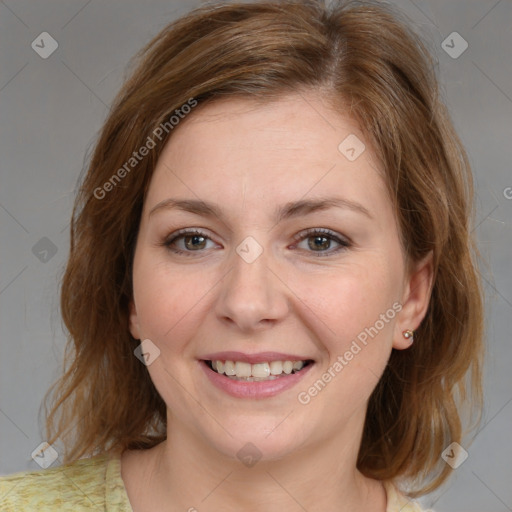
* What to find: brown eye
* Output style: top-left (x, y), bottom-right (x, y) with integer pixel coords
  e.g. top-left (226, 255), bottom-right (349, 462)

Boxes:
top-left (164, 229), bottom-right (217, 256)
top-left (183, 234), bottom-right (207, 250)
top-left (307, 235), bottom-right (332, 251)
top-left (293, 228), bottom-right (350, 257)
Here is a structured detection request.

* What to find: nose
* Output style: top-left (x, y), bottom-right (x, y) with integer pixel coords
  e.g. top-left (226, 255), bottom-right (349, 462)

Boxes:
top-left (214, 240), bottom-right (289, 333)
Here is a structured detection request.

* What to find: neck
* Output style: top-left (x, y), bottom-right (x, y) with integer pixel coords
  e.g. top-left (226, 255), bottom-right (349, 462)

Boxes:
top-left (132, 413), bottom-right (387, 512)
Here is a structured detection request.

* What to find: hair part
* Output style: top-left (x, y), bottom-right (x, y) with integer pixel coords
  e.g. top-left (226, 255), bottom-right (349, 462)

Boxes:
top-left (44, 0), bottom-right (484, 497)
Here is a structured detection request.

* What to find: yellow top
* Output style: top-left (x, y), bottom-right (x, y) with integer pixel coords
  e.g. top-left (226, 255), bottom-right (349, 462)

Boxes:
top-left (0, 454), bottom-right (432, 511)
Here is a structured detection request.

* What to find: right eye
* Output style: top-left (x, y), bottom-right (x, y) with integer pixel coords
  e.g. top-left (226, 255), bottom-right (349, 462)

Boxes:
top-left (163, 229), bottom-right (218, 256)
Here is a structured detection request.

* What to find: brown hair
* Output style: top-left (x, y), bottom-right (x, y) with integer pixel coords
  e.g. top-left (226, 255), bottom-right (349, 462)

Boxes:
top-left (44, 0), bottom-right (484, 497)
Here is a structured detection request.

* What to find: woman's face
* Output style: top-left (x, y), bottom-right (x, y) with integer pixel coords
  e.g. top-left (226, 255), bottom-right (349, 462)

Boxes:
top-left (129, 92), bottom-right (429, 462)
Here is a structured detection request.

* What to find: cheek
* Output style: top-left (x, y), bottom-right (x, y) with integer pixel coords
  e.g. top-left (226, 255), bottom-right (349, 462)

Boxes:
top-left (290, 267), bottom-right (399, 417)
top-left (132, 253), bottom-right (211, 347)
top-left (288, 264), bottom-right (400, 406)
top-left (295, 262), bottom-right (397, 342)
top-left (295, 268), bottom-right (399, 406)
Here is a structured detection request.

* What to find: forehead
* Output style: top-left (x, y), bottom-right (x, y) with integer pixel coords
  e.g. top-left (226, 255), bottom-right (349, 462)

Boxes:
top-left (162, 93), bottom-right (367, 166)
top-left (144, 92), bottom-right (388, 219)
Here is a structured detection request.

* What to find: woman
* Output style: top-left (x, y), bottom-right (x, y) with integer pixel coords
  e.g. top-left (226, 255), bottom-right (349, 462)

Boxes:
top-left (0, 0), bottom-right (484, 510)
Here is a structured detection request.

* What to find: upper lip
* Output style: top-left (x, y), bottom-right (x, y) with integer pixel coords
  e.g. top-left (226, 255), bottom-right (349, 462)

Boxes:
top-left (200, 351), bottom-right (314, 364)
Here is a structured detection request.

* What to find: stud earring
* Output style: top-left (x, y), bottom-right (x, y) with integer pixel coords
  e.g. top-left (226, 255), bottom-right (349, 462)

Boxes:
top-left (402, 329), bottom-right (414, 341)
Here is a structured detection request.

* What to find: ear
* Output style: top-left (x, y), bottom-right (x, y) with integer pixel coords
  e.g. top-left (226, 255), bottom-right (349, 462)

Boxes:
top-left (393, 251), bottom-right (434, 350)
top-left (129, 300), bottom-right (141, 340)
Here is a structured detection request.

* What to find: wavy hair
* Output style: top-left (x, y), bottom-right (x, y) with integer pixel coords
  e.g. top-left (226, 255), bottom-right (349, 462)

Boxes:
top-left (44, 0), bottom-right (484, 497)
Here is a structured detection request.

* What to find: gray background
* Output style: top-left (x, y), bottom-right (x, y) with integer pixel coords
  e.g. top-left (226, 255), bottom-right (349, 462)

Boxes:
top-left (0, 1), bottom-right (511, 510)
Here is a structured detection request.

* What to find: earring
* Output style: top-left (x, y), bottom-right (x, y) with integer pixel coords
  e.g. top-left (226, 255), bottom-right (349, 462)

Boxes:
top-left (402, 329), bottom-right (414, 342)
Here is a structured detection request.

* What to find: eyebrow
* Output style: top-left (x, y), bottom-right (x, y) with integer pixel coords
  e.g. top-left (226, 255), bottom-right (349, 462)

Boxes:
top-left (148, 196), bottom-right (373, 221)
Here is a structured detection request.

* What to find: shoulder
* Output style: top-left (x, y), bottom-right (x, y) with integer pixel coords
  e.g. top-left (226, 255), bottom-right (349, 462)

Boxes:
top-left (0, 453), bottom-right (129, 511)
top-left (384, 480), bottom-right (435, 512)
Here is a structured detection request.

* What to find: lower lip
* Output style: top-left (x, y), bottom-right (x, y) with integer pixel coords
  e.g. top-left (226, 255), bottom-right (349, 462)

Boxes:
top-left (199, 360), bottom-right (314, 399)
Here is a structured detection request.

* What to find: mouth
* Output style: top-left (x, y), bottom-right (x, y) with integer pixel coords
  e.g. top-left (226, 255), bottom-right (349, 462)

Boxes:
top-left (199, 358), bottom-right (315, 399)
top-left (198, 351), bottom-right (316, 398)
top-left (202, 358), bottom-right (315, 382)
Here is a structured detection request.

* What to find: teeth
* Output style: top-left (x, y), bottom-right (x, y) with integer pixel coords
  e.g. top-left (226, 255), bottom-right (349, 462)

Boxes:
top-left (252, 363), bottom-right (270, 378)
top-left (210, 359), bottom-right (307, 379)
top-left (283, 361), bottom-right (293, 374)
top-left (269, 361), bottom-right (283, 375)
top-left (224, 360), bottom-right (236, 376)
top-left (235, 361), bottom-right (251, 378)
top-left (292, 361), bottom-right (304, 370)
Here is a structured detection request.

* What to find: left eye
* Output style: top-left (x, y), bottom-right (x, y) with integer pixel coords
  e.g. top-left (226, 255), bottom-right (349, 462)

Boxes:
top-left (292, 228), bottom-right (350, 256)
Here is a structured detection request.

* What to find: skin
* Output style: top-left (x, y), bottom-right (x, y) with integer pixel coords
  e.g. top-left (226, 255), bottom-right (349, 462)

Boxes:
top-left (123, 91), bottom-right (433, 512)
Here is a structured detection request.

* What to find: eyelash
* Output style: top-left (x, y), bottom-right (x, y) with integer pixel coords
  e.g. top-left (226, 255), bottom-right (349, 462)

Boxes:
top-left (292, 228), bottom-right (351, 256)
top-left (163, 228), bottom-right (351, 258)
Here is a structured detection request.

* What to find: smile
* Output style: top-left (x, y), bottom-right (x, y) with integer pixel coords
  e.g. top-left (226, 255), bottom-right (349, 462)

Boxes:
top-left (199, 359), bottom-right (315, 399)
top-left (206, 359), bottom-right (313, 381)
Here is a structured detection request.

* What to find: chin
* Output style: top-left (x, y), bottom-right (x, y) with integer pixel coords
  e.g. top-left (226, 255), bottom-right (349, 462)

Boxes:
top-left (207, 425), bottom-right (307, 465)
